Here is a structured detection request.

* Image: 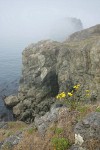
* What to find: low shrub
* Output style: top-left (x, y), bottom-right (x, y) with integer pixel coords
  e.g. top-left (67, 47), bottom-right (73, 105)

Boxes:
top-left (51, 137), bottom-right (69, 150)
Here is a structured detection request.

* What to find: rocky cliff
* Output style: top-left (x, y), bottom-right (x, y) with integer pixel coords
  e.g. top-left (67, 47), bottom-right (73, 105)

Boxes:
top-left (48, 17), bottom-right (83, 41)
top-left (6, 25), bottom-right (100, 123)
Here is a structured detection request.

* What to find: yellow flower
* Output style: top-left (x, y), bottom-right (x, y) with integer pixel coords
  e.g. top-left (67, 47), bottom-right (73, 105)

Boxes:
top-left (73, 85), bottom-right (77, 89)
top-left (56, 92), bottom-right (66, 99)
top-left (73, 84), bottom-right (80, 89)
top-left (68, 92), bottom-right (73, 97)
top-left (86, 90), bottom-right (90, 92)
top-left (56, 95), bottom-right (59, 99)
top-left (61, 92), bottom-right (66, 98)
top-left (86, 93), bottom-right (90, 96)
top-left (60, 92), bottom-right (66, 98)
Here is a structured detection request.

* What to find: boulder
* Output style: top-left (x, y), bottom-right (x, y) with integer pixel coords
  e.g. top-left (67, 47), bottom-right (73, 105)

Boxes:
top-left (4, 95), bottom-right (19, 107)
top-left (74, 112), bottom-right (100, 150)
top-left (34, 105), bottom-right (62, 135)
top-left (13, 102), bottom-right (23, 117)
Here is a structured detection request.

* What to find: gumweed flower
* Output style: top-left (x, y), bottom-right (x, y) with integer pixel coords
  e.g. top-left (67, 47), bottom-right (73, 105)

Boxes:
top-left (86, 90), bottom-right (90, 92)
top-left (56, 92), bottom-right (66, 99)
top-left (61, 92), bottom-right (66, 98)
top-left (73, 85), bottom-right (77, 89)
top-left (56, 95), bottom-right (60, 99)
top-left (86, 93), bottom-right (90, 96)
top-left (73, 84), bottom-right (80, 89)
top-left (68, 92), bottom-right (73, 97)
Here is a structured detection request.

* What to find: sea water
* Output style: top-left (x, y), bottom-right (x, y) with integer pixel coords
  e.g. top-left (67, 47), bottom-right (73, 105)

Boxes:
top-left (0, 46), bottom-right (22, 121)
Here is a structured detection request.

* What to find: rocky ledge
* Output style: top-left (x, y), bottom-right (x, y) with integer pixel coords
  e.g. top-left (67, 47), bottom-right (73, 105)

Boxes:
top-left (0, 106), bottom-right (100, 150)
top-left (4, 24), bottom-right (100, 123)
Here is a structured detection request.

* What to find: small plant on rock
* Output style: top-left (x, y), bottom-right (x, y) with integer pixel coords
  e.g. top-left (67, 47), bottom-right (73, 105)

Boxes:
top-left (56, 84), bottom-right (81, 110)
top-left (50, 127), bottom-right (64, 135)
top-left (55, 83), bottom-right (95, 111)
top-left (51, 126), bottom-right (70, 150)
top-left (51, 137), bottom-right (69, 150)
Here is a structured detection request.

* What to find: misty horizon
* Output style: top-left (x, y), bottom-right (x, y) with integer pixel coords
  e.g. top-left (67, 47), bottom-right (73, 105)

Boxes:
top-left (0, 0), bottom-right (100, 48)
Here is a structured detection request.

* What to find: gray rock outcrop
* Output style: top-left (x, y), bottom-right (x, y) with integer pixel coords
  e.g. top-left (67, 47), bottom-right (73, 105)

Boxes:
top-left (34, 105), bottom-right (64, 135)
top-left (12, 24), bottom-right (100, 122)
top-left (74, 112), bottom-right (100, 150)
top-left (67, 24), bottom-right (100, 42)
top-left (0, 131), bottom-right (23, 150)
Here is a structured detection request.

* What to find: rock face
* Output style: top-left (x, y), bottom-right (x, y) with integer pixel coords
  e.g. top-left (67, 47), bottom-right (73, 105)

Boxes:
top-left (13, 40), bottom-right (61, 122)
top-left (34, 104), bottom-right (65, 135)
top-left (67, 24), bottom-right (100, 42)
top-left (13, 24), bottom-right (100, 122)
top-left (74, 112), bottom-right (100, 150)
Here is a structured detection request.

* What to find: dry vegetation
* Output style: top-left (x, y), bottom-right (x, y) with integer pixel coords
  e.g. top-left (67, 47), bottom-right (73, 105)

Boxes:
top-left (0, 121), bottom-right (27, 142)
top-left (13, 103), bottom-right (99, 150)
top-left (0, 103), bottom-right (99, 150)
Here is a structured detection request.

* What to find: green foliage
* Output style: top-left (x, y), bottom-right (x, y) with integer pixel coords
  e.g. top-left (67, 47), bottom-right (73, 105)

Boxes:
top-left (95, 106), bottom-right (100, 112)
top-left (51, 137), bottom-right (69, 150)
top-left (50, 126), bottom-right (63, 135)
top-left (76, 105), bottom-right (88, 113)
top-left (55, 128), bottom-right (63, 135)
top-left (51, 127), bottom-right (69, 149)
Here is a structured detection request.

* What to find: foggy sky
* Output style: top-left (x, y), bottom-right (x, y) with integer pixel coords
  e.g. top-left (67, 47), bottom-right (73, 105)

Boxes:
top-left (0, 0), bottom-right (100, 48)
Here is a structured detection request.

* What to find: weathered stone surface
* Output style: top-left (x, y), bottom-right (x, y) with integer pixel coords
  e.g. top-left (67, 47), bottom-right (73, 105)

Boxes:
top-left (70, 145), bottom-right (86, 150)
top-left (0, 132), bottom-right (23, 150)
top-left (4, 95), bottom-right (19, 107)
top-left (0, 122), bottom-right (8, 129)
top-left (12, 24), bottom-right (100, 122)
top-left (34, 105), bottom-right (62, 135)
top-left (13, 103), bottom-right (23, 117)
top-left (75, 112), bottom-right (100, 139)
top-left (67, 24), bottom-right (100, 42)
top-left (74, 112), bottom-right (100, 150)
